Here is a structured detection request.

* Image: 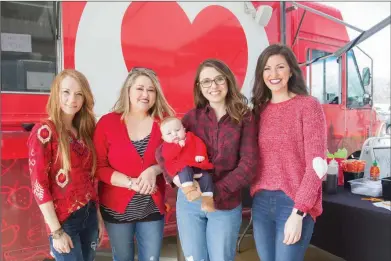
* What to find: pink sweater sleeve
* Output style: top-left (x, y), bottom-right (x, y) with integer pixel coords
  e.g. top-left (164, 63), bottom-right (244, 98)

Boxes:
top-left (294, 98), bottom-right (327, 213)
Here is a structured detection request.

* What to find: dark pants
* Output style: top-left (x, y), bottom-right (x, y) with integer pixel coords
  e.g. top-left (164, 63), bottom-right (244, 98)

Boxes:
top-left (178, 166), bottom-right (213, 193)
top-left (49, 201), bottom-right (99, 261)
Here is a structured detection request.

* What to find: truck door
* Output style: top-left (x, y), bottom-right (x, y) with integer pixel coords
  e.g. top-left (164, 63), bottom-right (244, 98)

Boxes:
top-left (1, 2), bottom-right (58, 260)
top-left (303, 44), bottom-right (345, 154)
top-left (344, 47), bottom-right (374, 155)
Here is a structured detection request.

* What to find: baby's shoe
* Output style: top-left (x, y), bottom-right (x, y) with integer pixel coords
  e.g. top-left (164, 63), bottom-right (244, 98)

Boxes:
top-left (182, 185), bottom-right (201, 202)
top-left (201, 196), bottom-right (216, 212)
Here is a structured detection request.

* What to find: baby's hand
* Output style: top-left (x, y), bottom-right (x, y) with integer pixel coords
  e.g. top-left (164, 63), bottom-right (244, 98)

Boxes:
top-left (195, 156), bottom-right (205, 162)
top-left (178, 140), bottom-right (186, 147)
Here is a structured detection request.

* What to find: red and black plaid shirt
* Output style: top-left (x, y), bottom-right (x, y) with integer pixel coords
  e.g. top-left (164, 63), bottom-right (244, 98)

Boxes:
top-left (156, 106), bottom-right (258, 210)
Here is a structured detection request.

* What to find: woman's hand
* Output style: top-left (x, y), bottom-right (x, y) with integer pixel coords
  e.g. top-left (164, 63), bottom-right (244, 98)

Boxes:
top-left (127, 178), bottom-right (140, 192)
top-left (52, 230), bottom-right (74, 254)
top-left (137, 166), bottom-right (158, 194)
top-left (97, 209), bottom-right (105, 247)
top-left (283, 211), bottom-right (304, 245)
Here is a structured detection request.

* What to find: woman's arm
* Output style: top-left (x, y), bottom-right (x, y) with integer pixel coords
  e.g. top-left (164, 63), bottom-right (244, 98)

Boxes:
top-left (93, 118), bottom-right (118, 184)
top-left (214, 112), bottom-right (259, 202)
top-left (38, 202), bottom-right (62, 232)
top-left (293, 98), bottom-right (327, 214)
top-left (28, 123), bottom-right (61, 231)
top-left (156, 145), bottom-right (175, 186)
top-left (93, 117), bottom-right (139, 189)
top-left (110, 171), bottom-right (135, 188)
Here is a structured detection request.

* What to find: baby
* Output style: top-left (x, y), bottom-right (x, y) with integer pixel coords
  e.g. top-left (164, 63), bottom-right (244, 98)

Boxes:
top-left (160, 116), bottom-right (215, 212)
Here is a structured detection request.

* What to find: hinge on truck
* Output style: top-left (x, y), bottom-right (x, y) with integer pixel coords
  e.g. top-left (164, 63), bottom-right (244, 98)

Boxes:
top-left (243, 2), bottom-right (272, 27)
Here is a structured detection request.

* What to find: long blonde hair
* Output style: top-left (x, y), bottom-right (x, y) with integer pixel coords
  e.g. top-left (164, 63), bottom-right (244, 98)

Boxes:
top-left (112, 68), bottom-right (175, 120)
top-left (46, 69), bottom-right (97, 175)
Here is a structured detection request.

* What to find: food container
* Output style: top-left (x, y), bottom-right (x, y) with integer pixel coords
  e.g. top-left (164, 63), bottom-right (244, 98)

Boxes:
top-left (343, 171), bottom-right (364, 189)
top-left (341, 159), bottom-right (366, 173)
top-left (348, 178), bottom-right (382, 197)
top-left (381, 177), bottom-right (391, 201)
top-left (327, 158), bottom-right (345, 186)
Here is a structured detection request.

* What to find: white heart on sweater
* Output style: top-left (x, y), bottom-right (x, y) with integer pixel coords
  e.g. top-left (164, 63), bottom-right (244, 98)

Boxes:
top-left (312, 157), bottom-right (328, 179)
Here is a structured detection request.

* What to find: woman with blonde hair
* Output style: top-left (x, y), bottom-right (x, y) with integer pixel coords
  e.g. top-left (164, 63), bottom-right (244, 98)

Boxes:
top-left (27, 69), bottom-right (104, 261)
top-left (94, 67), bottom-right (174, 261)
top-left (156, 59), bottom-right (259, 261)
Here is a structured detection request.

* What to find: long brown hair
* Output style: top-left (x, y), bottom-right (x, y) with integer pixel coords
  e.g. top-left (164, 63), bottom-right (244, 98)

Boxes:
top-left (46, 69), bottom-right (97, 175)
top-left (251, 44), bottom-right (308, 116)
top-left (194, 59), bottom-right (249, 124)
top-left (113, 68), bottom-right (175, 121)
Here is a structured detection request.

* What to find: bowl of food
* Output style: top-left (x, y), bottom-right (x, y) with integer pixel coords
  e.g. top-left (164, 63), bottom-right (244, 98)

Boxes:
top-left (342, 159), bottom-right (366, 188)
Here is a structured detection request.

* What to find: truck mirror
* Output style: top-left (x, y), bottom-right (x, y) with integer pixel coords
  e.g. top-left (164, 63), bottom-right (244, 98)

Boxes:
top-left (362, 67), bottom-right (371, 87)
top-left (363, 93), bottom-right (371, 105)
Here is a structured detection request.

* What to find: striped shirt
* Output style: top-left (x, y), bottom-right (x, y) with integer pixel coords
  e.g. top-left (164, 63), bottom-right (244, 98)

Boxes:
top-left (100, 134), bottom-right (163, 223)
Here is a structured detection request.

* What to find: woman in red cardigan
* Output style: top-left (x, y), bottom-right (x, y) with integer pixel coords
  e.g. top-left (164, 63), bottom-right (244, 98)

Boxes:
top-left (93, 67), bottom-right (174, 261)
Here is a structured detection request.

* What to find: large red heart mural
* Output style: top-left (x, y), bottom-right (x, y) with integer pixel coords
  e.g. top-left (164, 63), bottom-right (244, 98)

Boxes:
top-left (63, 2), bottom-right (248, 114)
top-left (120, 2), bottom-right (247, 112)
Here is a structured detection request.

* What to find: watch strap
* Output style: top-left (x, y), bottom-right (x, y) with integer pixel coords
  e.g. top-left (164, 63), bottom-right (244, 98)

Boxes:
top-left (293, 208), bottom-right (307, 217)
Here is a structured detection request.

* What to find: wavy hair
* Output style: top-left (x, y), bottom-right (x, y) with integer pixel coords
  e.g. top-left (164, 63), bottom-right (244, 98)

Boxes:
top-left (113, 68), bottom-right (175, 121)
top-left (46, 69), bottom-right (96, 175)
top-left (251, 44), bottom-right (308, 116)
top-left (193, 59), bottom-right (249, 124)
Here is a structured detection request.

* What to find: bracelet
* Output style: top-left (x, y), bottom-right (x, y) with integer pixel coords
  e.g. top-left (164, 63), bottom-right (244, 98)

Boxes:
top-left (126, 177), bottom-right (133, 190)
top-left (51, 228), bottom-right (65, 239)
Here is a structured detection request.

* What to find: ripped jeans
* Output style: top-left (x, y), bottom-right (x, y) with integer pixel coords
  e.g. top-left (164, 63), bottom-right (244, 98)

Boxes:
top-left (49, 201), bottom-right (99, 261)
top-left (104, 219), bottom-right (164, 261)
top-left (176, 189), bottom-right (242, 261)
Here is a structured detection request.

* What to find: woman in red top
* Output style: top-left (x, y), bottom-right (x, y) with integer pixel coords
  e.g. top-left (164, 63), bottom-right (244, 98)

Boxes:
top-left (27, 69), bottom-right (104, 261)
top-left (93, 68), bottom-right (174, 261)
top-left (251, 44), bottom-right (327, 261)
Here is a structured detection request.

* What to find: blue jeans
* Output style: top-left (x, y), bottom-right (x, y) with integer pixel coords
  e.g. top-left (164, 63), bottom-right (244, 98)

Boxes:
top-left (252, 190), bottom-right (315, 261)
top-left (176, 189), bottom-right (242, 261)
top-left (104, 219), bottom-right (164, 261)
top-left (49, 201), bottom-right (99, 261)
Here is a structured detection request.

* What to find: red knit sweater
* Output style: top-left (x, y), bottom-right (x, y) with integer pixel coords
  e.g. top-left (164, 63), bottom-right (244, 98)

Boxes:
top-left (251, 95), bottom-right (327, 220)
top-left (93, 112), bottom-right (166, 214)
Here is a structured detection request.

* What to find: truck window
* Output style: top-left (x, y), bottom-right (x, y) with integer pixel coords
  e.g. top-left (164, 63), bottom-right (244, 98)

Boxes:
top-left (346, 50), bottom-right (366, 107)
top-left (1, 1), bottom-right (56, 93)
top-left (307, 49), bottom-right (340, 104)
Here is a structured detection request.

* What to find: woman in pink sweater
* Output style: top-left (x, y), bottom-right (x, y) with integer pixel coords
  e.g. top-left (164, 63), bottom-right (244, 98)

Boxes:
top-left (250, 44), bottom-right (327, 261)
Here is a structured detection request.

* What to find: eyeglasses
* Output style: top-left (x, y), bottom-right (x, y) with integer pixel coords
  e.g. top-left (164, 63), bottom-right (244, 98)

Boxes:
top-left (129, 67), bottom-right (157, 76)
top-left (198, 75), bottom-right (226, 88)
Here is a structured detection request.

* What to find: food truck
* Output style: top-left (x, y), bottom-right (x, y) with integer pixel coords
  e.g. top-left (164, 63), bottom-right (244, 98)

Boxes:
top-left (0, 1), bottom-right (388, 260)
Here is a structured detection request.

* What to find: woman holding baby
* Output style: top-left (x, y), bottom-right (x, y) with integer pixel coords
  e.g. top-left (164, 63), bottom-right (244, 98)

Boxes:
top-left (156, 59), bottom-right (259, 261)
